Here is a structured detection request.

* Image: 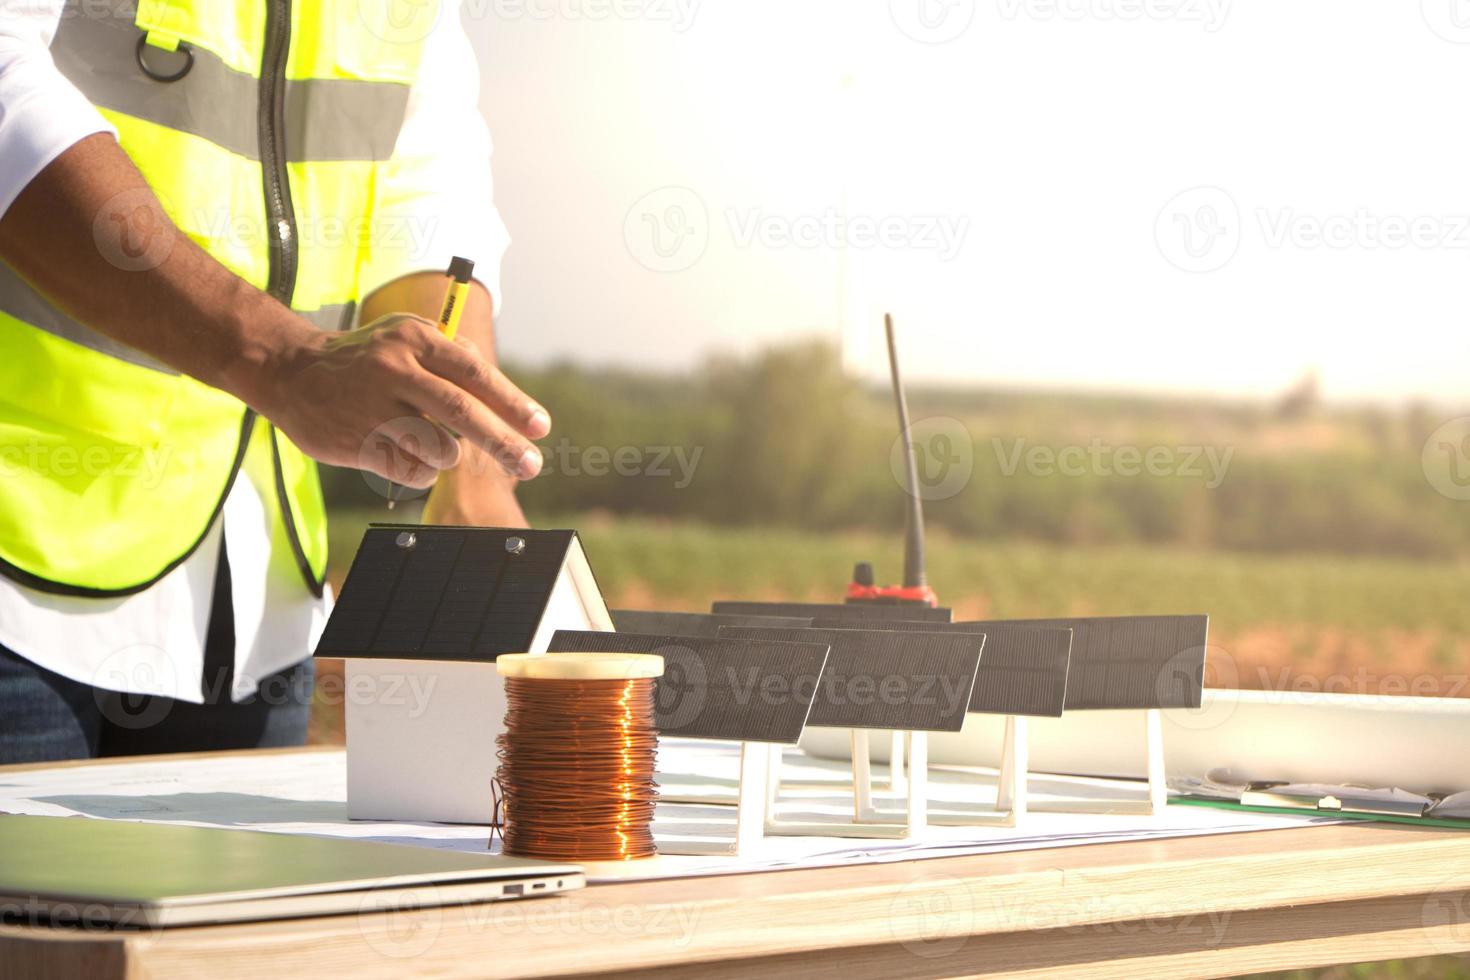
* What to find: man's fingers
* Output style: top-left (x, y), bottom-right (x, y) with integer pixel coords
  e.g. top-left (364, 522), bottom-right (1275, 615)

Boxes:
top-left (418, 336), bottom-right (551, 440)
top-left (357, 416), bottom-right (461, 487)
top-left (397, 372), bottom-right (544, 480)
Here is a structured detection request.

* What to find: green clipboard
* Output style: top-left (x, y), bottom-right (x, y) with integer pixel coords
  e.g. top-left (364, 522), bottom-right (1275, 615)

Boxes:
top-left (1173, 795), bottom-right (1470, 831)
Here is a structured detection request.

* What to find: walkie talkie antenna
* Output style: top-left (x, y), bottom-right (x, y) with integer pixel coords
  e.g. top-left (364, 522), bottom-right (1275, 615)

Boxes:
top-left (885, 313), bottom-right (927, 590)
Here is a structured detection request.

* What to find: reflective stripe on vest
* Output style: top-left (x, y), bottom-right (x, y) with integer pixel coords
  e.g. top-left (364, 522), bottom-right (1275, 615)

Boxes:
top-left (0, 0), bottom-right (430, 595)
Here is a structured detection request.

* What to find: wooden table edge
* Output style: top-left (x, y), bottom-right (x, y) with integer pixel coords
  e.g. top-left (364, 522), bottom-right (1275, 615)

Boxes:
top-left (4, 748), bottom-right (1470, 979)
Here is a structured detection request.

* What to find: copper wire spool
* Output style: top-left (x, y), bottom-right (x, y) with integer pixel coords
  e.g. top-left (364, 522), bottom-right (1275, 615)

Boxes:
top-left (495, 653), bottom-right (663, 862)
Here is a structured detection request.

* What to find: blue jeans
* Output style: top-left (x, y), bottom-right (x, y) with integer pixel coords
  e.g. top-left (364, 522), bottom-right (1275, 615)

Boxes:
top-left (0, 534), bottom-right (315, 764)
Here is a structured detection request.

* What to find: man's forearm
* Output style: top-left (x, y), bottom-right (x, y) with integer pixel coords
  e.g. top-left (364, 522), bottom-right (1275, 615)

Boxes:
top-left (0, 133), bottom-right (312, 409)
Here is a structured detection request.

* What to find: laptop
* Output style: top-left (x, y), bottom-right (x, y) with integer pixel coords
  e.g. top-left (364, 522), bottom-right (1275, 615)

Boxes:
top-left (0, 815), bottom-right (583, 928)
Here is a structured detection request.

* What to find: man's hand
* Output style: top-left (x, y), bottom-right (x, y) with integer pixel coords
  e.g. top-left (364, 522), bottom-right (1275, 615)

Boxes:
top-left (252, 313), bottom-right (550, 488)
top-left (359, 270), bottom-right (536, 527)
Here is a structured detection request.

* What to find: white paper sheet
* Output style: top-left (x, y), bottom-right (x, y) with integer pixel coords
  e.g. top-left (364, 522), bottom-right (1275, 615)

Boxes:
top-left (0, 744), bottom-right (1334, 883)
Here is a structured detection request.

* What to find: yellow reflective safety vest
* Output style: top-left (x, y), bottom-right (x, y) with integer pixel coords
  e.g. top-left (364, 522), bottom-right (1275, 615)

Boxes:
top-left (0, 0), bottom-right (438, 596)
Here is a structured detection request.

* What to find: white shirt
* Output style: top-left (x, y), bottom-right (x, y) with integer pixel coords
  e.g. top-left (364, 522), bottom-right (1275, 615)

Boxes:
top-left (0, 0), bottom-right (510, 702)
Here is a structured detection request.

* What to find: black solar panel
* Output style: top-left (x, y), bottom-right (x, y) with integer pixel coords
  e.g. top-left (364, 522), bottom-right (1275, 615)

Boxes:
top-left (719, 627), bottom-right (981, 733)
top-left (811, 619), bottom-right (1072, 717)
top-left (314, 525), bottom-right (578, 662)
top-left (968, 616), bottom-right (1208, 710)
top-left (710, 601), bottom-right (952, 623)
top-left (546, 631), bottom-right (830, 744)
top-left (610, 610), bottom-right (813, 638)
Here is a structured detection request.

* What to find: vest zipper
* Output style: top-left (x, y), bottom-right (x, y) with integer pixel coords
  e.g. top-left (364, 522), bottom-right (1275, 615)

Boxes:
top-left (259, 0), bottom-right (324, 597)
top-left (259, 0), bottom-right (297, 304)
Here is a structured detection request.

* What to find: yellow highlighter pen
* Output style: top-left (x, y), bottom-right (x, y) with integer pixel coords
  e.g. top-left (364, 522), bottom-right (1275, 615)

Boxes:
top-left (437, 255), bottom-right (475, 340)
top-left (387, 255), bottom-right (475, 510)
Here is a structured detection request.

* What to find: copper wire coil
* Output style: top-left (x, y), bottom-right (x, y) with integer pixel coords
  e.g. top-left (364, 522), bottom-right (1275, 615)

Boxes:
top-left (495, 676), bottom-right (660, 861)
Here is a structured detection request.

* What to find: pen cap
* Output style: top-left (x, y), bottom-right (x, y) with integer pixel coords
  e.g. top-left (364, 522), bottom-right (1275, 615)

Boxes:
top-left (446, 255), bottom-right (475, 283)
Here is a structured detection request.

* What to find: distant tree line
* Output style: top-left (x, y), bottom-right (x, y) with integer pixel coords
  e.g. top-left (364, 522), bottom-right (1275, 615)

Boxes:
top-left (321, 340), bottom-right (1470, 559)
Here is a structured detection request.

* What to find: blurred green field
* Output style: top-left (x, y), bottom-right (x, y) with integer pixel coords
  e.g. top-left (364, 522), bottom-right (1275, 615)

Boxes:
top-left (329, 508), bottom-right (1470, 632)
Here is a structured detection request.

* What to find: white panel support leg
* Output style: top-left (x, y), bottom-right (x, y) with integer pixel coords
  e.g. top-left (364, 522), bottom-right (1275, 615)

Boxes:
top-left (887, 730), bottom-right (907, 794)
top-left (734, 741), bottom-right (771, 854)
top-left (905, 731), bottom-right (928, 835)
top-left (851, 729), bottom-right (880, 821)
top-left (766, 743), bottom-right (782, 812)
top-left (994, 715), bottom-right (1028, 823)
top-left (1146, 707), bottom-right (1167, 815)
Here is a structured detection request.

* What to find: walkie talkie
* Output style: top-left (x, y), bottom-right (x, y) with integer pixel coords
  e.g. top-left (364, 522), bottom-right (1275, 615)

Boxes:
top-left (845, 313), bottom-right (939, 607)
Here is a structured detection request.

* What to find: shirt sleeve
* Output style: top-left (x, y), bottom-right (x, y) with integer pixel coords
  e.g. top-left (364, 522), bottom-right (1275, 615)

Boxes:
top-left (357, 0), bottom-right (511, 315)
top-left (0, 0), bottom-right (118, 218)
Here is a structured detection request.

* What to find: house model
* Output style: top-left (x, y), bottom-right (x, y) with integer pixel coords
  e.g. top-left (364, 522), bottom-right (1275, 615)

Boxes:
top-left (314, 524), bottom-right (612, 824)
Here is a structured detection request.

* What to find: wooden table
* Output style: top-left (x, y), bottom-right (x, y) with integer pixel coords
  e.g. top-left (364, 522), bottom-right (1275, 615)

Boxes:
top-left (4, 749), bottom-right (1470, 980)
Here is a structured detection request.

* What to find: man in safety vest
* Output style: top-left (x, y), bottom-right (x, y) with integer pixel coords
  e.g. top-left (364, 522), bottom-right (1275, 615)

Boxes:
top-left (0, 0), bottom-right (545, 761)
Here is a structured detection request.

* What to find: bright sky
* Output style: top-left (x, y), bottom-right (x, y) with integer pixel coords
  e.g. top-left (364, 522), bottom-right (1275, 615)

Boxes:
top-left (468, 0), bottom-right (1470, 403)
